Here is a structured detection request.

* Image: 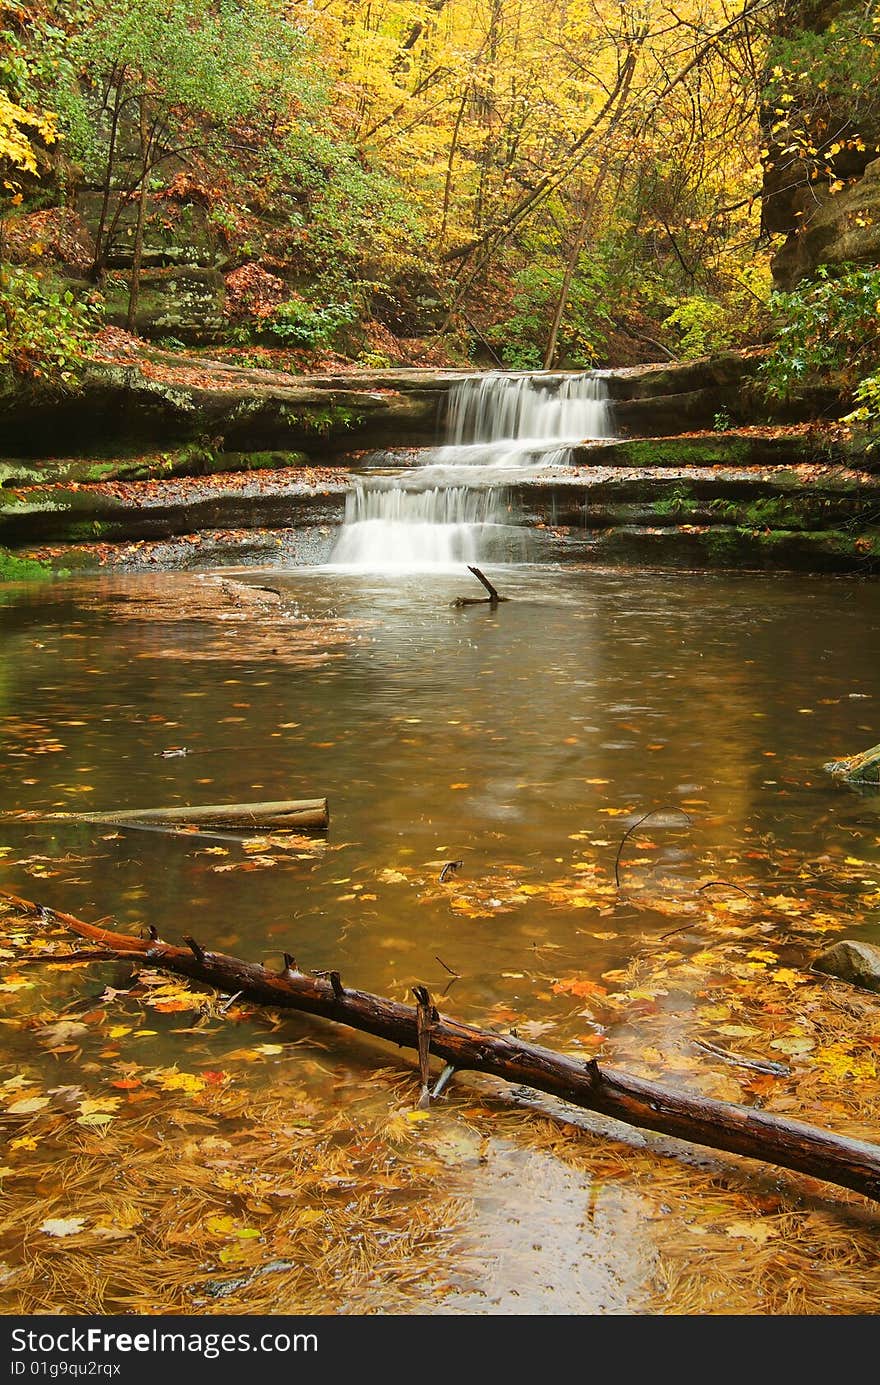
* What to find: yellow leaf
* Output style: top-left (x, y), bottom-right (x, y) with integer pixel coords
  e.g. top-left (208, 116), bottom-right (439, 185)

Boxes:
top-left (205, 1215), bottom-right (238, 1236)
top-left (725, 1220), bottom-right (776, 1244)
top-left (157, 1070), bottom-right (206, 1094)
top-left (78, 1097), bottom-right (120, 1116)
top-left (769, 1037), bottom-right (814, 1055)
top-left (7, 1097), bottom-right (49, 1114)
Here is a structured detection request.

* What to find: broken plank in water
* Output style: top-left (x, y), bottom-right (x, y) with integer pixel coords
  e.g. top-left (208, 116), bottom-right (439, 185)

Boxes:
top-left (6, 798), bottom-right (329, 833)
top-left (452, 565), bottom-right (509, 607)
top-left (5, 886), bottom-right (880, 1205)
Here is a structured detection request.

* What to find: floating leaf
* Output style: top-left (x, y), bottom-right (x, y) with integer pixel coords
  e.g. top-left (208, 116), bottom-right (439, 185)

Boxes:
top-left (7, 1097), bottom-right (49, 1114)
top-left (725, 1221), bottom-right (777, 1245)
top-left (40, 1218), bottom-right (85, 1237)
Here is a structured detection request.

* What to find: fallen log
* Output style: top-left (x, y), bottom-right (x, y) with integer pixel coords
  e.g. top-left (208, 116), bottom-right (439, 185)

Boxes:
top-left (1, 798), bottom-right (329, 833)
top-left (3, 886), bottom-right (880, 1203)
top-left (825, 741), bottom-right (880, 785)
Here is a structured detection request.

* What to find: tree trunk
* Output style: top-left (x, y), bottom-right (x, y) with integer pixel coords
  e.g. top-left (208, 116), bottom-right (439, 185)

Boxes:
top-left (126, 97), bottom-right (150, 332)
top-left (92, 70), bottom-right (126, 282)
top-left (5, 887), bottom-right (880, 1204)
top-left (543, 169), bottom-right (611, 371)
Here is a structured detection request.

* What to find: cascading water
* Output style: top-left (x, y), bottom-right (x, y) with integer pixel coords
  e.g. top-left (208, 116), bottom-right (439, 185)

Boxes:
top-left (328, 371), bottom-right (613, 570)
top-left (445, 372), bottom-right (613, 456)
top-left (330, 484), bottom-right (509, 568)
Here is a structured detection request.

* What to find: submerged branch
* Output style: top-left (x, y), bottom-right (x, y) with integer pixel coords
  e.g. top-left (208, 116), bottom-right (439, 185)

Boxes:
top-left (3, 888), bottom-right (880, 1203)
top-left (0, 799), bottom-right (329, 834)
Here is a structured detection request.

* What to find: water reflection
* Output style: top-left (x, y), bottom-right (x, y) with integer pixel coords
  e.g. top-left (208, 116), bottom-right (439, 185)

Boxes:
top-left (0, 565), bottom-right (877, 1032)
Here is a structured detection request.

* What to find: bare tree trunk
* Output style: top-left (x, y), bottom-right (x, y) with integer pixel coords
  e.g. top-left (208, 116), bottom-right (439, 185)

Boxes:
top-left (543, 165), bottom-right (611, 370)
top-left (126, 97), bottom-right (149, 333)
top-left (92, 68), bottom-right (126, 282)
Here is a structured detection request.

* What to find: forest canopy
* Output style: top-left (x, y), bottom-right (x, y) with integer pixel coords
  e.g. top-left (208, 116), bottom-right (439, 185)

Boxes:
top-left (1, 0), bottom-right (879, 381)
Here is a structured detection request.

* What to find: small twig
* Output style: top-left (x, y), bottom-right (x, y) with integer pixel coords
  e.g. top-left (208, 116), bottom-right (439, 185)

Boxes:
top-left (697, 879), bottom-right (755, 899)
top-left (413, 984), bottom-right (434, 1108)
top-left (1, 949), bottom-right (140, 967)
top-left (692, 1037), bottom-right (790, 1078)
top-left (435, 954), bottom-right (462, 997)
top-left (614, 807), bottom-right (692, 889)
top-left (219, 990), bottom-right (243, 1014)
top-left (659, 919), bottom-right (701, 941)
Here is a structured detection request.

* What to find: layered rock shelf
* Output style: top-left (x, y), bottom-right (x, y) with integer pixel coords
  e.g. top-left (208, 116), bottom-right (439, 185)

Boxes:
top-left (2, 347), bottom-right (877, 573)
top-left (4, 428), bottom-right (878, 573)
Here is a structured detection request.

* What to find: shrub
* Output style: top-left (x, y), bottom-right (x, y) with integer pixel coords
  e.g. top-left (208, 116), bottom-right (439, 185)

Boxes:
top-left (264, 297), bottom-right (356, 350)
top-left (0, 266), bottom-right (100, 382)
top-left (761, 264), bottom-right (880, 402)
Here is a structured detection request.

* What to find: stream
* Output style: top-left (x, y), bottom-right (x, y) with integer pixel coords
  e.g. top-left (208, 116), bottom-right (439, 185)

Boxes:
top-left (0, 372), bottom-right (879, 1313)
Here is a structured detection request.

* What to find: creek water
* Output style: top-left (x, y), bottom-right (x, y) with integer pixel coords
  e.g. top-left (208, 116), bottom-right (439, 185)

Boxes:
top-left (2, 565), bottom-right (878, 973)
top-left (1, 561), bottom-right (879, 1311)
top-left (1, 371), bottom-right (879, 1312)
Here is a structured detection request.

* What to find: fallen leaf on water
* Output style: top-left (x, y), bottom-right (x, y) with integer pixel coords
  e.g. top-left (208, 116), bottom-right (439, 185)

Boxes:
top-left (725, 1221), bottom-right (777, 1245)
top-left (78, 1097), bottom-right (120, 1116)
top-left (155, 1070), bottom-right (206, 1094)
top-left (40, 1218), bottom-right (85, 1237)
top-left (769, 1038), bottom-right (814, 1055)
top-left (37, 1021), bottom-right (89, 1046)
top-left (551, 977), bottom-right (608, 999)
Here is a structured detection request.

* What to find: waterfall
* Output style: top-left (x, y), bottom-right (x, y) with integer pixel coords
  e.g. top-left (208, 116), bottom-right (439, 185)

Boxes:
top-left (446, 372), bottom-right (613, 448)
top-left (329, 483), bottom-right (521, 570)
top-left (328, 371), bottom-right (612, 570)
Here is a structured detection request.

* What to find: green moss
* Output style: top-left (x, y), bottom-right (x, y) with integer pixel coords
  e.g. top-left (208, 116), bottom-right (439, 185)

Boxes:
top-left (66, 519), bottom-right (113, 541)
top-left (653, 483), bottom-right (698, 517)
top-left (0, 547), bottom-right (54, 581)
top-left (702, 527), bottom-right (745, 559)
top-left (285, 405), bottom-right (365, 436)
top-left (26, 445), bottom-right (311, 489)
top-left (620, 438), bottom-right (751, 467)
